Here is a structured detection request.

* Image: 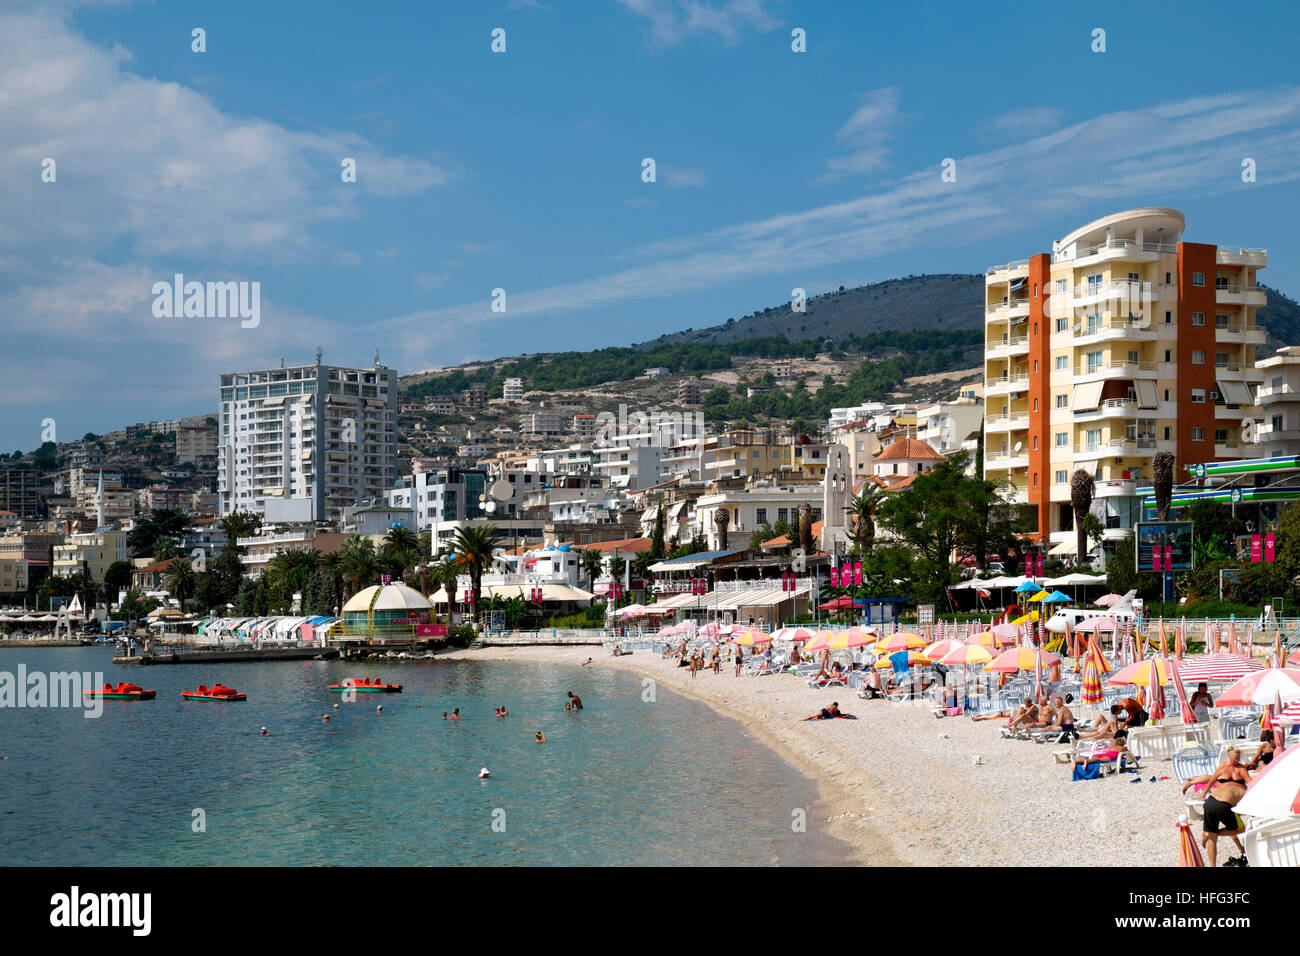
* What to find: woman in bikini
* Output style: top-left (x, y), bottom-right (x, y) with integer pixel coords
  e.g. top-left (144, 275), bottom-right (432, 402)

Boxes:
top-left (1200, 747), bottom-right (1251, 867)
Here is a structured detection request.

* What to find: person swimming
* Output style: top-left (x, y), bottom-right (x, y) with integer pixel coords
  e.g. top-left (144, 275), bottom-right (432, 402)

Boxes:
top-left (535, 731), bottom-right (546, 744)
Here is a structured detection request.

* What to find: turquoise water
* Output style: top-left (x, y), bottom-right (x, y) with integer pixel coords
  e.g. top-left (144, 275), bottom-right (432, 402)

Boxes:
top-left (0, 648), bottom-right (848, 866)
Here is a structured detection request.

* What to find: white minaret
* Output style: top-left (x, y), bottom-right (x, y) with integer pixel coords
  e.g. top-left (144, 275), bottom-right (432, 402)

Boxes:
top-left (95, 469), bottom-right (105, 529)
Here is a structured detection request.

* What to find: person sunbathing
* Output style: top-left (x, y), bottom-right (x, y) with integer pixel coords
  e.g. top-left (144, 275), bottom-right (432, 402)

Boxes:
top-left (1009, 698), bottom-right (1038, 729)
top-left (1246, 730), bottom-right (1276, 771)
top-left (860, 669), bottom-right (886, 699)
top-left (1074, 731), bottom-right (1133, 768)
top-left (1078, 711), bottom-right (1117, 740)
top-left (813, 660), bottom-right (844, 683)
top-left (1030, 700), bottom-right (1057, 729)
top-left (803, 701), bottom-right (854, 720)
top-left (1050, 696), bottom-right (1076, 736)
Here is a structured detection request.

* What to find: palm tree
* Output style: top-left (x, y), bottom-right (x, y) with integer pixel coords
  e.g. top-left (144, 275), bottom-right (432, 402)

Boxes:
top-left (1071, 469), bottom-right (1096, 566)
top-left (449, 525), bottom-right (503, 621)
top-left (266, 549), bottom-right (320, 612)
top-left (713, 508), bottom-right (730, 550)
top-left (846, 485), bottom-right (886, 555)
top-left (1152, 451), bottom-right (1175, 520)
top-left (163, 558), bottom-right (196, 611)
top-left (384, 525), bottom-right (420, 555)
top-left (317, 551), bottom-right (344, 615)
top-left (153, 537), bottom-right (179, 562)
top-left (338, 536), bottom-right (382, 592)
top-left (580, 548), bottom-right (605, 591)
top-left (429, 558), bottom-right (461, 621)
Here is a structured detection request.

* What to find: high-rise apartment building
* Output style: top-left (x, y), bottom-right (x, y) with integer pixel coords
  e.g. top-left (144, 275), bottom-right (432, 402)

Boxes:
top-left (218, 353), bottom-right (398, 523)
top-left (983, 208), bottom-right (1266, 557)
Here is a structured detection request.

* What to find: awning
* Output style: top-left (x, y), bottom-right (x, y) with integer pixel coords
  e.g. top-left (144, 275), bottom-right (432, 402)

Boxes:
top-left (1048, 539), bottom-right (1078, 556)
top-left (1071, 381), bottom-right (1105, 411)
top-left (1219, 381), bottom-right (1255, 406)
top-left (1009, 277), bottom-right (1027, 292)
top-left (645, 591), bottom-right (705, 612)
top-left (1134, 380), bottom-right (1159, 409)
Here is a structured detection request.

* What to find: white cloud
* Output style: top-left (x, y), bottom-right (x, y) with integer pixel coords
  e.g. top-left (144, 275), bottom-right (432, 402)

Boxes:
top-left (823, 87), bottom-right (902, 178)
top-left (664, 165), bottom-right (707, 188)
top-left (990, 106), bottom-right (1064, 136)
top-left (616, 0), bottom-right (778, 48)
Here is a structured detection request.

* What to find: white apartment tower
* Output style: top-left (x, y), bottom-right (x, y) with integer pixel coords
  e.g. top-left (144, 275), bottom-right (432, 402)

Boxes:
top-left (218, 352), bottom-right (399, 523)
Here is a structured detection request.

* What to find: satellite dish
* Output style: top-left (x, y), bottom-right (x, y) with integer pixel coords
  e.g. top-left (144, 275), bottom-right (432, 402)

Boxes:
top-left (1013, 441), bottom-right (1023, 453)
top-left (490, 480), bottom-right (513, 501)
top-left (484, 501), bottom-right (497, 514)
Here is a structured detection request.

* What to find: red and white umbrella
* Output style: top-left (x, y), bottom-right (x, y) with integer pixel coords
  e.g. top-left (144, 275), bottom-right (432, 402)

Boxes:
top-left (1216, 669), bottom-right (1300, 708)
top-left (1094, 593), bottom-right (1124, 607)
top-left (1145, 659), bottom-right (1166, 721)
top-left (1175, 653), bottom-right (1264, 684)
top-left (1234, 745), bottom-right (1300, 819)
top-left (772, 625), bottom-right (817, 643)
top-left (923, 638), bottom-right (967, 662)
top-left (1074, 616), bottom-right (1119, 634)
top-left (1176, 816), bottom-right (1205, 867)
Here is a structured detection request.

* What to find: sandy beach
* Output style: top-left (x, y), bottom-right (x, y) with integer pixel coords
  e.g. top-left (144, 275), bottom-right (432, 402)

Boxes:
top-left (445, 644), bottom-right (1192, 866)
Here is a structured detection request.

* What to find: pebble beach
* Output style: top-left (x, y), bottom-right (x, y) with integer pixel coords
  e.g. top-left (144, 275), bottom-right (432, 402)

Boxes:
top-left (448, 644), bottom-right (1192, 866)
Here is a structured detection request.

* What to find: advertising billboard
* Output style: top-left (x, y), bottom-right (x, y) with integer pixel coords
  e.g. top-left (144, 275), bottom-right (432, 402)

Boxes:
top-left (1135, 521), bottom-right (1194, 572)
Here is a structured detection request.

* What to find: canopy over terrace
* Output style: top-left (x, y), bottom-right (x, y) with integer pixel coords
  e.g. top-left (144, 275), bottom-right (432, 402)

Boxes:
top-left (646, 548), bottom-right (748, 575)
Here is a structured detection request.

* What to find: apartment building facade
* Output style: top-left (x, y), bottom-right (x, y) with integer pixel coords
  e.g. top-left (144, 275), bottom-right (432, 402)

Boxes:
top-left (218, 354), bottom-right (399, 523)
top-left (984, 208), bottom-right (1266, 554)
top-left (1256, 346), bottom-right (1300, 458)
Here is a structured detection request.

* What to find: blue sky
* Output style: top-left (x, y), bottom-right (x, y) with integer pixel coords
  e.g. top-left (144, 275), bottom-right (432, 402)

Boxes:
top-left (4, 0), bottom-right (1300, 451)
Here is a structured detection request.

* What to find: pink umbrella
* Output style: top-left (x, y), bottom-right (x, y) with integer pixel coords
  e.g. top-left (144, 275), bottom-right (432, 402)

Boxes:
top-left (1215, 669), bottom-right (1300, 708)
top-left (1234, 746), bottom-right (1300, 818)
top-left (1175, 653), bottom-right (1263, 684)
top-left (1095, 594), bottom-right (1123, 607)
top-left (992, 623), bottom-right (1019, 641)
top-left (1146, 659), bottom-right (1166, 721)
top-left (1074, 616), bottom-right (1119, 634)
top-left (1167, 656), bottom-right (1197, 724)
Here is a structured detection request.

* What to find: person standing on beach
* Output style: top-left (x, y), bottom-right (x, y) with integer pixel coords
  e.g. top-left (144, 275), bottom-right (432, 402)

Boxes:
top-left (734, 644), bottom-right (744, 677)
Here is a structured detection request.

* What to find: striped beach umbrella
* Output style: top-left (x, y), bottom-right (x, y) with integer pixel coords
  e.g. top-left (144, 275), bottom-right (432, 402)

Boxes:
top-left (1234, 746), bottom-right (1300, 819)
top-left (1216, 669), bottom-right (1300, 708)
top-left (1166, 653), bottom-right (1197, 724)
top-left (1081, 653), bottom-right (1103, 705)
top-left (985, 647), bottom-right (1061, 673)
top-left (1176, 618), bottom-right (1187, 660)
top-left (1177, 817), bottom-right (1205, 868)
top-left (822, 627), bottom-right (875, 650)
top-left (939, 644), bottom-right (993, 666)
top-left (1228, 622), bottom-right (1240, 656)
top-left (923, 638), bottom-right (968, 662)
top-left (772, 626), bottom-right (816, 643)
top-left (1175, 653), bottom-right (1263, 684)
top-left (875, 632), bottom-right (926, 653)
top-left (1106, 657), bottom-right (1175, 687)
top-left (1074, 616), bottom-right (1119, 634)
top-left (1145, 659), bottom-right (1167, 720)
top-left (733, 629), bottom-right (771, 646)
top-left (803, 630), bottom-right (835, 653)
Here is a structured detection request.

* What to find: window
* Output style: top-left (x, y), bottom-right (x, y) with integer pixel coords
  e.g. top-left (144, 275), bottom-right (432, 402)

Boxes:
top-left (1192, 272), bottom-right (1205, 287)
top-left (1215, 429), bottom-right (1228, 444)
top-left (1165, 311), bottom-right (1172, 324)
top-left (1191, 389), bottom-right (1206, 403)
top-left (1216, 313), bottom-right (1230, 330)
top-left (1127, 350), bottom-right (1139, 365)
top-left (1055, 279), bottom-right (1068, 294)
top-left (1055, 470), bottom-right (1068, 484)
top-left (1055, 317), bottom-right (1068, 333)
top-left (1163, 427), bottom-right (1172, 440)
top-left (1163, 389), bottom-right (1170, 402)
top-left (1216, 352), bottom-right (1230, 368)
top-left (1055, 433), bottom-right (1068, 447)
top-left (1033, 360), bottom-right (1038, 373)
top-left (1165, 272), bottom-right (1172, 285)
top-left (1033, 437), bottom-right (1038, 450)
top-left (777, 508), bottom-right (788, 523)
top-left (1056, 394), bottom-right (1068, 408)
top-left (1086, 312), bottom-right (1102, 334)
top-left (1274, 415), bottom-right (1284, 431)
top-left (1033, 473), bottom-right (1038, 487)
top-left (1033, 398), bottom-right (1038, 412)
top-left (1055, 356), bottom-right (1068, 370)
top-left (1192, 312), bottom-right (1205, 326)
top-left (1128, 272), bottom-right (1140, 282)
top-left (1192, 350), bottom-right (1205, 365)
top-left (1087, 274), bottom-right (1102, 294)
top-left (1033, 323), bottom-right (1038, 337)
top-left (1034, 283), bottom-right (1038, 297)
top-left (1216, 273), bottom-right (1230, 290)
top-left (1192, 427), bottom-right (1205, 441)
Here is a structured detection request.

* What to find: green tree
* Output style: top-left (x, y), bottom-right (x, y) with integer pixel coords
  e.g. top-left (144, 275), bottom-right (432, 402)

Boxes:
top-left (127, 508), bottom-right (191, 559)
top-left (163, 559), bottom-right (196, 611)
top-left (218, 511), bottom-right (262, 544)
top-left (846, 485), bottom-right (886, 555)
top-left (650, 505), bottom-right (667, 560)
top-left (579, 549), bottom-right (605, 591)
top-left (103, 561), bottom-right (134, 593)
top-left (338, 536), bottom-right (382, 592)
top-left (449, 525), bottom-right (503, 621)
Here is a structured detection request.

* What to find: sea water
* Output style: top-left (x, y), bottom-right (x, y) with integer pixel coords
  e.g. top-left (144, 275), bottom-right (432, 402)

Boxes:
top-left (0, 648), bottom-right (849, 866)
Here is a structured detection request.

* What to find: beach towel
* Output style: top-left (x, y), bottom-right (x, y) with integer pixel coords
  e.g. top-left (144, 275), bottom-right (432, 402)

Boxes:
top-left (1072, 762), bottom-right (1102, 781)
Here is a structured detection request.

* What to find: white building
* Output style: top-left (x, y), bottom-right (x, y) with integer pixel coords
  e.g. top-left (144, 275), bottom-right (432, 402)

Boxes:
top-left (502, 378), bottom-right (525, 402)
top-left (218, 352), bottom-right (398, 523)
top-left (1256, 346), bottom-right (1300, 457)
top-left (693, 482), bottom-right (824, 551)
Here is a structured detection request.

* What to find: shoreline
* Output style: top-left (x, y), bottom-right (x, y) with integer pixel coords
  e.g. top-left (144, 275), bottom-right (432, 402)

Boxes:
top-left (443, 645), bottom-right (1190, 867)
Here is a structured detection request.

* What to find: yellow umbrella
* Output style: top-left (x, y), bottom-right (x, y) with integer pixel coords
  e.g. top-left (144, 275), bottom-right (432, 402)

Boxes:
top-left (823, 627), bottom-right (875, 650)
top-left (875, 632), bottom-right (926, 653)
top-left (939, 644), bottom-right (994, 666)
top-left (971, 630), bottom-right (1018, 648)
top-left (733, 629), bottom-right (771, 646)
top-left (923, 638), bottom-right (968, 662)
top-left (804, 630), bottom-right (836, 653)
top-left (984, 647), bottom-right (1061, 672)
top-left (875, 651), bottom-right (926, 669)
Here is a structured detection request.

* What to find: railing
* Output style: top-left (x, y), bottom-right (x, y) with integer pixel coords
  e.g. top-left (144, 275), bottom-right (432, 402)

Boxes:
top-left (1218, 246), bottom-right (1267, 258)
top-left (1075, 361), bottom-right (1157, 376)
top-left (1053, 238), bottom-right (1178, 263)
top-left (985, 259), bottom-right (1029, 276)
top-left (987, 375), bottom-right (1030, 389)
top-left (1075, 398), bottom-right (1138, 415)
top-left (1073, 317), bottom-right (1152, 338)
top-left (1257, 384), bottom-right (1300, 400)
top-left (1076, 438), bottom-right (1157, 453)
top-left (986, 414), bottom-right (1029, 426)
top-left (1072, 280), bottom-right (1153, 304)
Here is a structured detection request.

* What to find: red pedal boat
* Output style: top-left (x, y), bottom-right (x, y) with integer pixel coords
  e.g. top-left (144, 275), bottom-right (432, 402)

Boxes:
top-left (329, 677), bottom-right (403, 693)
top-left (84, 681), bottom-right (156, 701)
top-left (181, 683), bottom-right (247, 702)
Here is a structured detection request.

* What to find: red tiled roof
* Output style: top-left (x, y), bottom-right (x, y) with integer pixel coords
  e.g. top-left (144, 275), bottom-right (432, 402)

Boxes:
top-left (583, 537), bottom-right (652, 553)
top-left (873, 437), bottom-right (943, 462)
top-left (137, 557), bottom-right (181, 574)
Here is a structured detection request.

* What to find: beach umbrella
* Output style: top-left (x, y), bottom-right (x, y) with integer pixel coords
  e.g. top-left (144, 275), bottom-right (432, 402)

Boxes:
top-left (1176, 618), bottom-right (1187, 660)
top-left (985, 647), bottom-right (1061, 673)
top-left (804, 630), bottom-right (835, 653)
top-left (1216, 669), bottom-right (1300, 708)
top-left (823, 628), bottom-right (875, 650)
top-left (1175, 653), bottom-right (1263, 684)
top-left (1227, 622), bottom-right (1240, 656)
top-left (1146, 659), bottom-right (1167, 721)
top-left (1176, 816), bottom-right (1206, 867)
top-left (1106, 657), bottom-right (1175, 687)
top-left (1168, 651), bottom-right (1197, 724)
top-left (733, 629), bottom-right (771, 646)
top-left (1233, 746), bottom-right (1300, 819)
top-left (992, 622), bottom-right (1019, 641)
top-left (1095, 593), bottom-right (1123, 607)
top-left (923, 638), bottom-right (967, 662)
top-left (1032, 645), bottom-right (1045, 699)
top-left (1081, 652), bottom-right (1103, 705)
top-left (772, 625), bottom-right (816, 643)
top-left (1015, 580), bottom-right (1041, 594)
top-left (1043, 591), bottom-right (1072, 604)
top-left (939, 644), bottom-right (993, 666)
top-left (875, 632), bottom-right (926, 653)
top-left (1074, 616), bottom-right (1119, 634)
top-left (875, 650), bottom-right (926, 669)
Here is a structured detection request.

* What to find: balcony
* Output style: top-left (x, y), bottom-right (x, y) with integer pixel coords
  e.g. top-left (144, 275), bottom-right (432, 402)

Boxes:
top-left (1071, 280), bottom-right (1154, 309)
top-left (1215, 403), bottom-right (1260, 420)
top-left (1214, 364), bottom-right (1265, 383)
top-left (1217, 247), bottom-right (1268, 267)
top-left (1215, 440), bottom-right (1260, 458)
top-left (986, 334), bottom-right (1030, 360)
top-left (1259, 427), bottom-right (1300, 444)
top-left (1075, 437), bottom-right (1164, 460)
top-left (985, 452), bottom-right (1029, 471)
top-left (1053, 238), bottom-right (1176, 266)
top-left (1215, 285), bottom-right (1267, 307)
top-left (986, 374), bottom-right (1030, 397)
top-left (1094, 478), bottom-right (1138, 499)
top-left (1074, 361), bottom-right (1158, 382)
top-left (1072, 316), bottom-right (1158, 346)
top-left (1256, 383), bottom-right (1300, 403)
top-left (985, 413), bottom-right (1029, 433)
top-left (1073, 398), bottom-right (1140, 422)
top-left (985, 259), bottom-right (1029, 281)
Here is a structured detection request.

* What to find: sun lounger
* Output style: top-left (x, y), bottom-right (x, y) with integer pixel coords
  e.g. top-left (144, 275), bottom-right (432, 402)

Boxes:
top-left (1243, 816), bottom-right (1300, 867)
top-left (1126, 721), bottom-right (1210, 761)
top-left (807, 674), bottom-right (848, 689)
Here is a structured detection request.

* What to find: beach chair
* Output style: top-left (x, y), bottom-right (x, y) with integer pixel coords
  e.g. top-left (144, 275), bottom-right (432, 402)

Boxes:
top-left (1172, 742), bottom-right (1218, 819)
top-left (1243, 816), bottom-right (1300, 868)
top-left (1216, 710), bottom-right (1262, 741)
top-left (807, 672), bottom-right (848, 689)
top-left (1068, 739), bottom-right (1125, 776)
